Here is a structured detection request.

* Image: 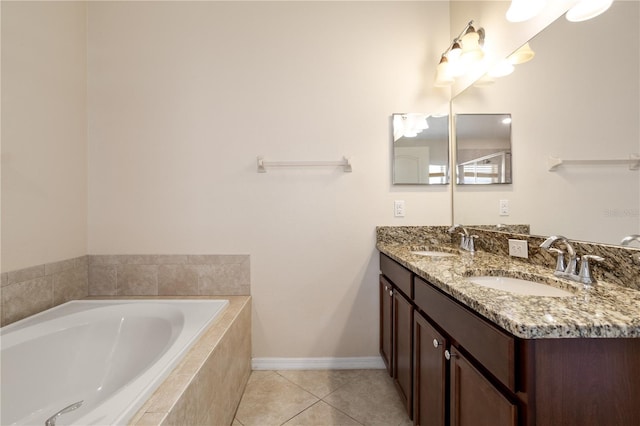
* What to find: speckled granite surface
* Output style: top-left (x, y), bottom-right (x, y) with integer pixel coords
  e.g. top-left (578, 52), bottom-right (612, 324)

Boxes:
top-left (377, 227), bottom-right (640, 339)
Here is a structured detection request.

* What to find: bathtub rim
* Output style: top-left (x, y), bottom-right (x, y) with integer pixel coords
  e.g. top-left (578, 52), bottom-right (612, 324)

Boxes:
top-left (94, 296), bottom-right (252, 426)
top-left (1, 296), bottom-right (236, 426)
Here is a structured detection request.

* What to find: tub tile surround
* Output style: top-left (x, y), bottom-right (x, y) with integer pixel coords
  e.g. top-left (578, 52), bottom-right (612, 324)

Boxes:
top-left (0, 256), bottom-right (88, 326)
top-left (377, 226), bottom-right (640, 339)
top-left (1, 254), bottom-right (250, 327)
top-left (88, 255), bottom-right (251, 297)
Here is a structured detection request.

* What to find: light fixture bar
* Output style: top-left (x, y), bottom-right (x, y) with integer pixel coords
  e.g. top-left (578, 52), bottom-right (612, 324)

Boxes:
top-left (434, 20), bottom-right (484, 87)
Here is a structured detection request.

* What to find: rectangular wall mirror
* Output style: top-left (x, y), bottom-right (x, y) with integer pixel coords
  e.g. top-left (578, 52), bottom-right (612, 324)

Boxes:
top-left (455, 113), bottom-right (512, 184)
top-left (392, 113), bottom-right (450, 185)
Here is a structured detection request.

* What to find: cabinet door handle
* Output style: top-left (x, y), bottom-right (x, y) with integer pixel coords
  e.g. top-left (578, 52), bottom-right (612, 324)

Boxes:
top-left (384, 285), bottom-right (388, 291)
top-left (444, 349), bottom-right (457, 361)
top-left (389, 290), bottom-right (393, 297)
top-left (433, 339), bottom-right (442, 348)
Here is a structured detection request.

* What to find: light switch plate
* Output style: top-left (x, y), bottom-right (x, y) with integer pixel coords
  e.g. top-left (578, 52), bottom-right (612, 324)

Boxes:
top-left (508, 239), bottom-right (528, 258)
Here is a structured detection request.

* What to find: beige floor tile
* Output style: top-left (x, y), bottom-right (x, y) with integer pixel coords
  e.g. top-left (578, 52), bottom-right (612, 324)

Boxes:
top-left (246, 370), bottom-right (277, 385)
top-left (234, 372), bottom-right (319, 426)
top-left (322, 370), bottom-right (411, 426)
top-left (232, 418), bottom-right (244, 426)
top-left (276, 370), bottom-right (363, 398)
top-left (282, 401), bottom-right (363, 426)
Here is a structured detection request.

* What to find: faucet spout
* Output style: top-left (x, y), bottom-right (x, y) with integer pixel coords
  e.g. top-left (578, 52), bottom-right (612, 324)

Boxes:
top-left (448, 224), bottom-right (468, 236)
top-left (540, 235), bottom-right (576, 257)
top-left (621, 234), bottom-right (640, 246)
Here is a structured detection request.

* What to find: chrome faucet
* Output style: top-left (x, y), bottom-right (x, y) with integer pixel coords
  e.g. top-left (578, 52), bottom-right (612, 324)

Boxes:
top-left (621, 234), bottom-right (640, 246)
top-left (45, 400), bottom-right (83, 426)
top-left (540, 235), bottom-right (578, 275)
top-left (540, 235), bottom-right (603, 284)
top-left (448, 224), bottom-right (478, 253)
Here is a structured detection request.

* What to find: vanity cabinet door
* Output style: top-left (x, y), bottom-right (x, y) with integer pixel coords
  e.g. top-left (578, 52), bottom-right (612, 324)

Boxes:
top-left (380, 275), bottom-right (394, 375)
top-left (394, 289), bottom-right (413, 418)
top-left (449, 347), bottom-right (517, 426)
top-left (413, 312), bottom-right (446, 426)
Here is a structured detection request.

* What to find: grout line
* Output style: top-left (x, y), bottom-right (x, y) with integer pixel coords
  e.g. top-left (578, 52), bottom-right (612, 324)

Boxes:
top-left (278, 400), bottom-right (324, 426)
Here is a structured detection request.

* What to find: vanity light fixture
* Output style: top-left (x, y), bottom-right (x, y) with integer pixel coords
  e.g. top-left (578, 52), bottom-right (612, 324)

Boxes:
top-left (506, 0), bottom-right (547, 23)
top-left (434, 20), bottom-right (485, 87)
top-left (566, 0), bottom-right (613, 22)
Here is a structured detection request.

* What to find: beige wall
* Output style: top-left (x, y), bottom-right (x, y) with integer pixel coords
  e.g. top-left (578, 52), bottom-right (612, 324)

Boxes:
top-left (86, 1), bottom-right (451, 358)
top-left (1, 1), bottom-right (88, 272)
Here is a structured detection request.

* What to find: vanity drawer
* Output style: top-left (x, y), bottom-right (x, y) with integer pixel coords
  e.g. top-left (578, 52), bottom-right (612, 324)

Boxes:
top-left (380, 254), bottom-right (413, 298)
top-left (414, 276), bottom-right (515, 391)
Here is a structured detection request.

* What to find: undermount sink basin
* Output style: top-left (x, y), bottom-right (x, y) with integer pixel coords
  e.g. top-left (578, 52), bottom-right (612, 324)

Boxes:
top-left (467, 276), bottom-right (573, 297)
top-left (411, 250), bottom-right (458, 258)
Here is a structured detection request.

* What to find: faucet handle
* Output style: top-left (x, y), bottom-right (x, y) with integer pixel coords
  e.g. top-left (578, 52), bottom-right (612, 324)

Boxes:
top-left (548, 248), bottom-right (566, 273)
top-left (578, 255), bottom-right (604, 285)
top-left (467, 235), bottom-right (479, 253)
top-left (458, 232), bottom-right (468, 249)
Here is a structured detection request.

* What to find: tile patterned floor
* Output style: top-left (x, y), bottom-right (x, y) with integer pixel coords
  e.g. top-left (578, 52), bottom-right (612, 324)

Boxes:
top-left (233, 369), bottom-right (412, 426)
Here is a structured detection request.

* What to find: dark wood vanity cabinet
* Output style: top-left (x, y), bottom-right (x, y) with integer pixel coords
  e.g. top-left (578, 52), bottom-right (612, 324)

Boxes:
top-left (381, 253), bottom-right (518, 425)
top-left (413, 275), bottom-right (517, 426)
top-left (379, 253), bottom-right (414, 417)
top-left (393, 288), bottom-right (413, 416)
top-left (413, 312), bottom-right (446, 426)
top-left (380, 252), bottom-right (640, 426)
top-left (448, 347), bottom-right (517, 426)
top-left (379, 276), bottom-right (393, 374)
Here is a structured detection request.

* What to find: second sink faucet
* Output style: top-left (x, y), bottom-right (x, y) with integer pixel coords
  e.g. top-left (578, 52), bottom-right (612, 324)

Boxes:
top-left (540, 235), bottom-right (603, 284)
top-left (621, 234), bottom-right (640, 246)
top-left (448, 224), bottom-right (478, 253)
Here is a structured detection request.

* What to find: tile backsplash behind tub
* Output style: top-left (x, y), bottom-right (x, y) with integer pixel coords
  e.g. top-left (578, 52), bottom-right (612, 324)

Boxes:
top-left (1, 254), bottom-right (251, 326)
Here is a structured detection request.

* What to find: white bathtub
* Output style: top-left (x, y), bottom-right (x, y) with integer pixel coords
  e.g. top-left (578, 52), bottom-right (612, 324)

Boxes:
top-left (0, 299), bottom-right (229, 426)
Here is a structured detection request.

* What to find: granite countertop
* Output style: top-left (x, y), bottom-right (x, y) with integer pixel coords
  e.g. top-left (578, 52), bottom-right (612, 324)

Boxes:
top-left (378, 242), bottom-right (640, 339)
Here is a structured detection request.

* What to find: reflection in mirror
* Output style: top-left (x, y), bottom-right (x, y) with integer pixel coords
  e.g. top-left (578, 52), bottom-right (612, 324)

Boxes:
top-left (451, 1), bottom-right (639, 246)
top-left (455, 114), bottom-right (512, 184)
top-left (392, 114), bottom-right (449, 185)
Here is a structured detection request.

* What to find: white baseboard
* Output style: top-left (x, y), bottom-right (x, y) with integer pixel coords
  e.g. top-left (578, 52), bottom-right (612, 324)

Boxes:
top-left (252, 356), bottom-right (385, 371)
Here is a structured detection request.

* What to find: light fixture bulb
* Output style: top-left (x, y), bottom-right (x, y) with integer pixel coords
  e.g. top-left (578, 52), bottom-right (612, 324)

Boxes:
top-left (447, 41), bottom-right (462, 62)
top-left (508, 42), bottom-right (535, 64)
top-left (447, 43), bottom-right (467, 77)
top-left (461, 27), bottom-right (485, 64)
top-left (506, 0), bottom-right (547, 22)
top-left (489, 60), bottom-right (515, 78)
top-left (434, 55), bottom-right (455, 87)
top-left (566, 0), bottom-right (613, 22)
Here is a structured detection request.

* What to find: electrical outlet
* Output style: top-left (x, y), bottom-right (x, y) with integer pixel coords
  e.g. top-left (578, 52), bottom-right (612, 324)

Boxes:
top-left (394, 200), bottom-right (405, 217)
top-left (499, 199), bottom-right (510, 216)
top-left (508, 239), bottom-right (528, 258)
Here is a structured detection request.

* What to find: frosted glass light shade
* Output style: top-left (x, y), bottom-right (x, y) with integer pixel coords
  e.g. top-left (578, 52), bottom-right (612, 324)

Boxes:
top-left (508, 43), bottom-right (535, 64)
top-left (506, 0), bottom-right (547, 22)
top-left (447, 41), bottom-right (462, 62)
top-left (461, 29), bottom-right (485, 63)
top-left (489, 60), bottom-right (515, 78)
top-left (566, 0), bottom-right (613, 22)
top-left (434, 57), bottom-right (455, 87)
